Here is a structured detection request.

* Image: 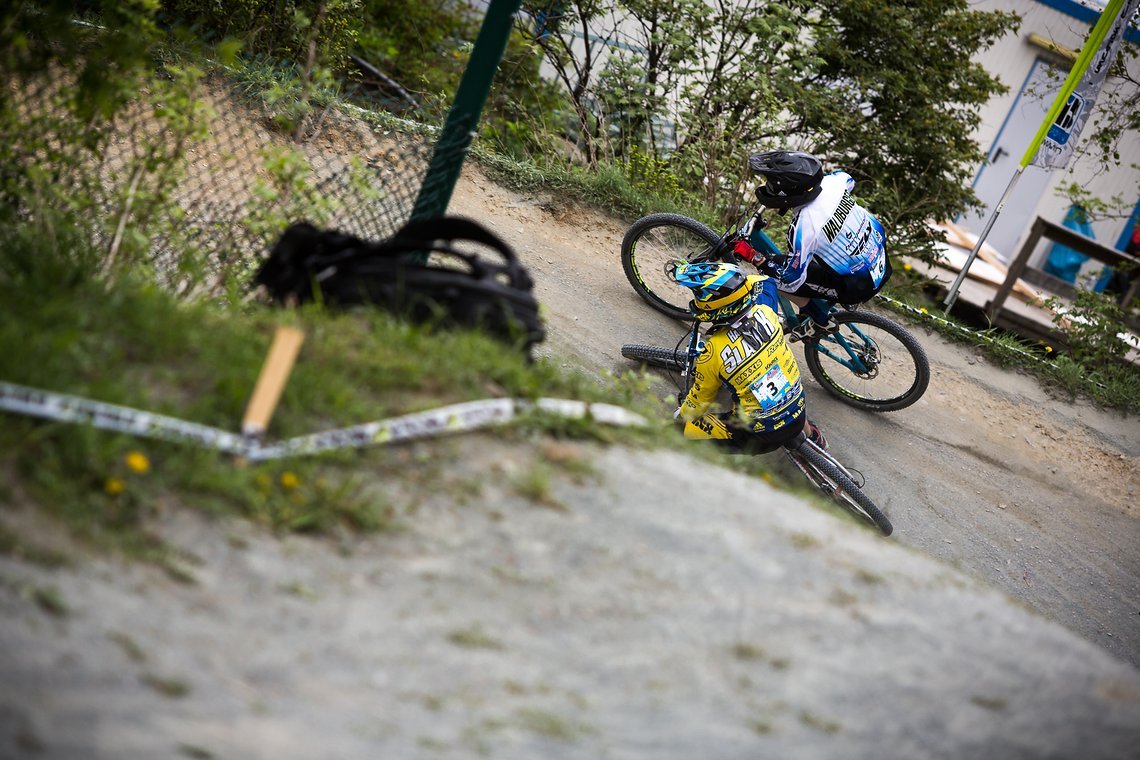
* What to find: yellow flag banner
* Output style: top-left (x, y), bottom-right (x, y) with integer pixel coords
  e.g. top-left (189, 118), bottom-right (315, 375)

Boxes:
top-left (1023, 0), bottom-right (1140, 170)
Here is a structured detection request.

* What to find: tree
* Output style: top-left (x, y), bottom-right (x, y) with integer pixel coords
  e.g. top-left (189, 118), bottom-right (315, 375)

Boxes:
top-left (521, 0), bottom-right (1020, 258)
top-left (521, 0), bottom-right (624, 165)
top-left (796, 0), bottom-right (1020, 256)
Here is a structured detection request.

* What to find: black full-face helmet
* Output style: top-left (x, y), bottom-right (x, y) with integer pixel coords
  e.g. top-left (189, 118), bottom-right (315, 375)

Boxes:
top-left (749, 151), bottom-right (825, 212)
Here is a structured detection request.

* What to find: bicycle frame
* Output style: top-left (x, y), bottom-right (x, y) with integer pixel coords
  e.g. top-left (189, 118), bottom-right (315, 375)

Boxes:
top-left (777, 296), bottom-right (879, 376)
top-left (741, 214), bottom-right (881, 378)
top-left (662, 326), bottom-right (892, 535)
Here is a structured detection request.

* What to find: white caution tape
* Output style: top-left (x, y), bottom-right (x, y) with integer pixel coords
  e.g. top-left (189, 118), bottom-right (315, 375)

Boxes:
top-left (0, 381), bottom-right (250, 454)
top-left (0, 381), bottom-right (647, 461)
top-left (875, 294), bottom-right (1057, 365)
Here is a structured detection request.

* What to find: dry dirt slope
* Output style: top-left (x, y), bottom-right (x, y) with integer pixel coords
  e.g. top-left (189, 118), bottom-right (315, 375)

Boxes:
top-left (1, 163), bottom-right (1139, 759)
top-left (448, 162), bottom-right (1140, 666)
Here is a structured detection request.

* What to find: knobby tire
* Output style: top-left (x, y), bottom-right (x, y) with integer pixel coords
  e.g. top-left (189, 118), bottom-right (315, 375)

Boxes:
top-left (620, 343), bottom-right (893, 535)
top-left (621, 213), bottom-right (724, 320)
top-left (802, 310), bottom-right (930, 412)
top-left (621, 344), bottom-right (686, 372)
top-left (792, 443), bottom-right (893, 536)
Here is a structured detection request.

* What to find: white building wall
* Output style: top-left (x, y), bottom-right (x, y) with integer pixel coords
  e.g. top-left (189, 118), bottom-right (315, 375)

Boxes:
top-left (966, 0), bottom-right (1140, 261)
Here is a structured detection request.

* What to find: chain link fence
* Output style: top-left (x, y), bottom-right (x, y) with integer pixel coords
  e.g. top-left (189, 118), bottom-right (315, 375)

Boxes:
top-left (2, 49), bottom-right (466, 298)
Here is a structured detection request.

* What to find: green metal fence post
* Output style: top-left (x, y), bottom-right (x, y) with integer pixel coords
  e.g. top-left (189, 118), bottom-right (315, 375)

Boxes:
top-left (409, 0), bottom-right (523, 229)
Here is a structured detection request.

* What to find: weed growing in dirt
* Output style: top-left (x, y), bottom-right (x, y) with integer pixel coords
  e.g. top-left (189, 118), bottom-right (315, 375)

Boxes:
top-left (789, 532), bottom-right (822, 551)
top-left (447, 625), bottom-right (504, 650)
top-left (970, 695), bottom-right (1009, 712)
top-left (109, 631), bottom-right (148, 663)
top-left (514, 708), bottom-right (591, 742)
top-left (142, 673), bottom-right (191, 698)
top-left (512, 463), bottom-right (565, 510)
top-left (799, 711), bottom-right (842, 734)
top-left (28, 585), bottom-right (68, 617)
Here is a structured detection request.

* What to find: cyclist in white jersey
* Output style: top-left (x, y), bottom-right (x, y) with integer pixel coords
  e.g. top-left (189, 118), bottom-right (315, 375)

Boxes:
top-left (731, 151), bottom-right (892, 341)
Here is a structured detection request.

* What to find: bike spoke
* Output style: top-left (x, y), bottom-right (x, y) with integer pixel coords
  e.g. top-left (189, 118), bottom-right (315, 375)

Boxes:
top-left (626, 221), bottom-right (719, 315)
top-left (809, 318), bottom-right (922, 406)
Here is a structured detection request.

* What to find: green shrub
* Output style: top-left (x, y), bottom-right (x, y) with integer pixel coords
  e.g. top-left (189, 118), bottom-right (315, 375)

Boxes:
top-left (162, 0), bottom-right (361, 69)
top-left (1043, 283), bottom-right (1135, 369)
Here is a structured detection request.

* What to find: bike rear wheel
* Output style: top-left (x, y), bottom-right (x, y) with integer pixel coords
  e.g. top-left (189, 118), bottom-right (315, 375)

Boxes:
top-left (802, 310), bottom-right (929, 412)
top-left (621, 213), bottom-right (724, 320)
top-left (786, 442), bottom-right (893, 536)
top-left (621, 343), bottom-right (686, 372)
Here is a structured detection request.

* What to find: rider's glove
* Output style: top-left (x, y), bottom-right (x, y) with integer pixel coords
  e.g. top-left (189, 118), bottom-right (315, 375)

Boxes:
top-left (755, 256), bottom-right (781, 278)
top-left (731, 239), bottom-right (759, 263)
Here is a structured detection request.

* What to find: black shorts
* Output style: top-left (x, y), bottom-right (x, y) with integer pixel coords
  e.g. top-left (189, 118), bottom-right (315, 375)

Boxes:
top-left (788, 256), bottom-right (892, 307)
top-left (716, 413), bottom-right (806, 455)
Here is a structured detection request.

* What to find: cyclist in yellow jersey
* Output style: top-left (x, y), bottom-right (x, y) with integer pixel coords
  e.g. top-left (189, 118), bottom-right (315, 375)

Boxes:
top-left (671, 261), bottom-right (827, 453)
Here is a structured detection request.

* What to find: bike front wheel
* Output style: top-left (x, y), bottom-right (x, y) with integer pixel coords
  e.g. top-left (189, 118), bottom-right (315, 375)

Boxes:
top-left (802, 310), bottom-right (929, 412)
top-left (786, 442), bottom-right (893, 536)
top-left (621, 213), bottom-right (723, 320)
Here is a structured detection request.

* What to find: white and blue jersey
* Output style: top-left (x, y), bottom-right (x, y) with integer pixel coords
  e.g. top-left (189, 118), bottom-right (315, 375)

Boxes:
top-left (781, 172), bottom-right (888, 292)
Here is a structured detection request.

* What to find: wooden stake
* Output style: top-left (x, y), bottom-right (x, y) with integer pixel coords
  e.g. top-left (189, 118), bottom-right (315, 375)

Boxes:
top-left (242, 326), bottom-right (305, 438)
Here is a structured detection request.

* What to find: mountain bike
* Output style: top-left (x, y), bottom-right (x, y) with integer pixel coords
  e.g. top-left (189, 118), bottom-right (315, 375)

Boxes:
top-left (620, 330), bottom-right (893, 536)
top-left (621, 210), bottom-right (929, 413)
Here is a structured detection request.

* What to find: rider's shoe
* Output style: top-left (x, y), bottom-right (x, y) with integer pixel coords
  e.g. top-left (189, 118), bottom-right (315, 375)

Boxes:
top-left (786, 316), bottom-right (837, 343)
top-left (804, 419), bottom-right (829, 451)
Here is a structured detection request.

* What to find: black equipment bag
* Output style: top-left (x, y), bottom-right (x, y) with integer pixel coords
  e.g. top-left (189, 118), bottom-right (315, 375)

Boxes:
top-left (254, 217), bottom-right (545, 356)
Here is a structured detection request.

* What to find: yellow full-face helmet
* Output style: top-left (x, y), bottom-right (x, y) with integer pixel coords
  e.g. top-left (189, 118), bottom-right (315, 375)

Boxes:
top-left (672, 261), bottom-right (757, 323)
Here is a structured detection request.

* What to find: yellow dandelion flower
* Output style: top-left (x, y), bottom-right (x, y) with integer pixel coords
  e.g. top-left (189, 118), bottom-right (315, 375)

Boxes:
top-left (105, 477), bottom-right (126, 496)
top-left (280, 472), bottom-right (300, 490)
top-left (903, 262), bottom-right (912, 271)
top-left (1045, 345), bottom-right (1053, 353)
top-left (919, 307), bottom-right (928, 314)
top-left (125, 451), bottom-right (150, 474)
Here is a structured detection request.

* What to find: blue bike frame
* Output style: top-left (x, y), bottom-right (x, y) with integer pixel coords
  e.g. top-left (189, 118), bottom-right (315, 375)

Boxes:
top-left (745, 218), bottom-right (877, 377)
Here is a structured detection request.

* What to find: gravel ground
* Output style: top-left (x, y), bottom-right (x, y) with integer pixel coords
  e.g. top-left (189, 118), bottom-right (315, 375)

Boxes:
top-left (1, 163), bottom-right (1138, 759)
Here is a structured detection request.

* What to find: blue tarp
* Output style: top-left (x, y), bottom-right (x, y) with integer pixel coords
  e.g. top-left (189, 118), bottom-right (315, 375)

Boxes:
top-left (1043, 205), bottom-right (1114, 291)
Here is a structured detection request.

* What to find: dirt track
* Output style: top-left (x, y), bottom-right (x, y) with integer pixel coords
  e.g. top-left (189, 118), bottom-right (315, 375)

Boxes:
top-left (2, 163), bottom-right (1139, 759)
top-left (449, 165), bottom-right (1140, 667)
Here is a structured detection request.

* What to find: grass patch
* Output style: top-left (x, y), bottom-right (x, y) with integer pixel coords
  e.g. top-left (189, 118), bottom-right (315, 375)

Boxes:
top-left (799, 711), bottom-right (841, 734)
top-left (109, 631), bottom-right (148, 663)
top-left (829, 588), bottom-right (859, 607)
top-left (789, 532), bottom-right (822, 551)
top-left (731, 643), bottom-right (766, 661)
top-left (731, 643), bottom-right (791, 670)
top-left (539, 440), bottom-right (597, 480)
top-left (142, 672), bottom-right (191, 698)
top-left (854, 568), bottom-right (884, 585)
top-left (28, 585), bottom-right (68, 617)
top-left (472, 147), bottom-right (714, 228)
top-left (511, 462), bottom-right (565, 510)
top-left (280, 581), bottom-right (319, 601)
top-left (446, 624), bottom-right (504, 650)
top-left (514, 708), bottom-right (589, 742)
top-left (970, 695), bottom-right (1008, 711)
top-left (875, 290), bottom-right (1140, 413)
top-left (0, 221), bottom-right (667, 565)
